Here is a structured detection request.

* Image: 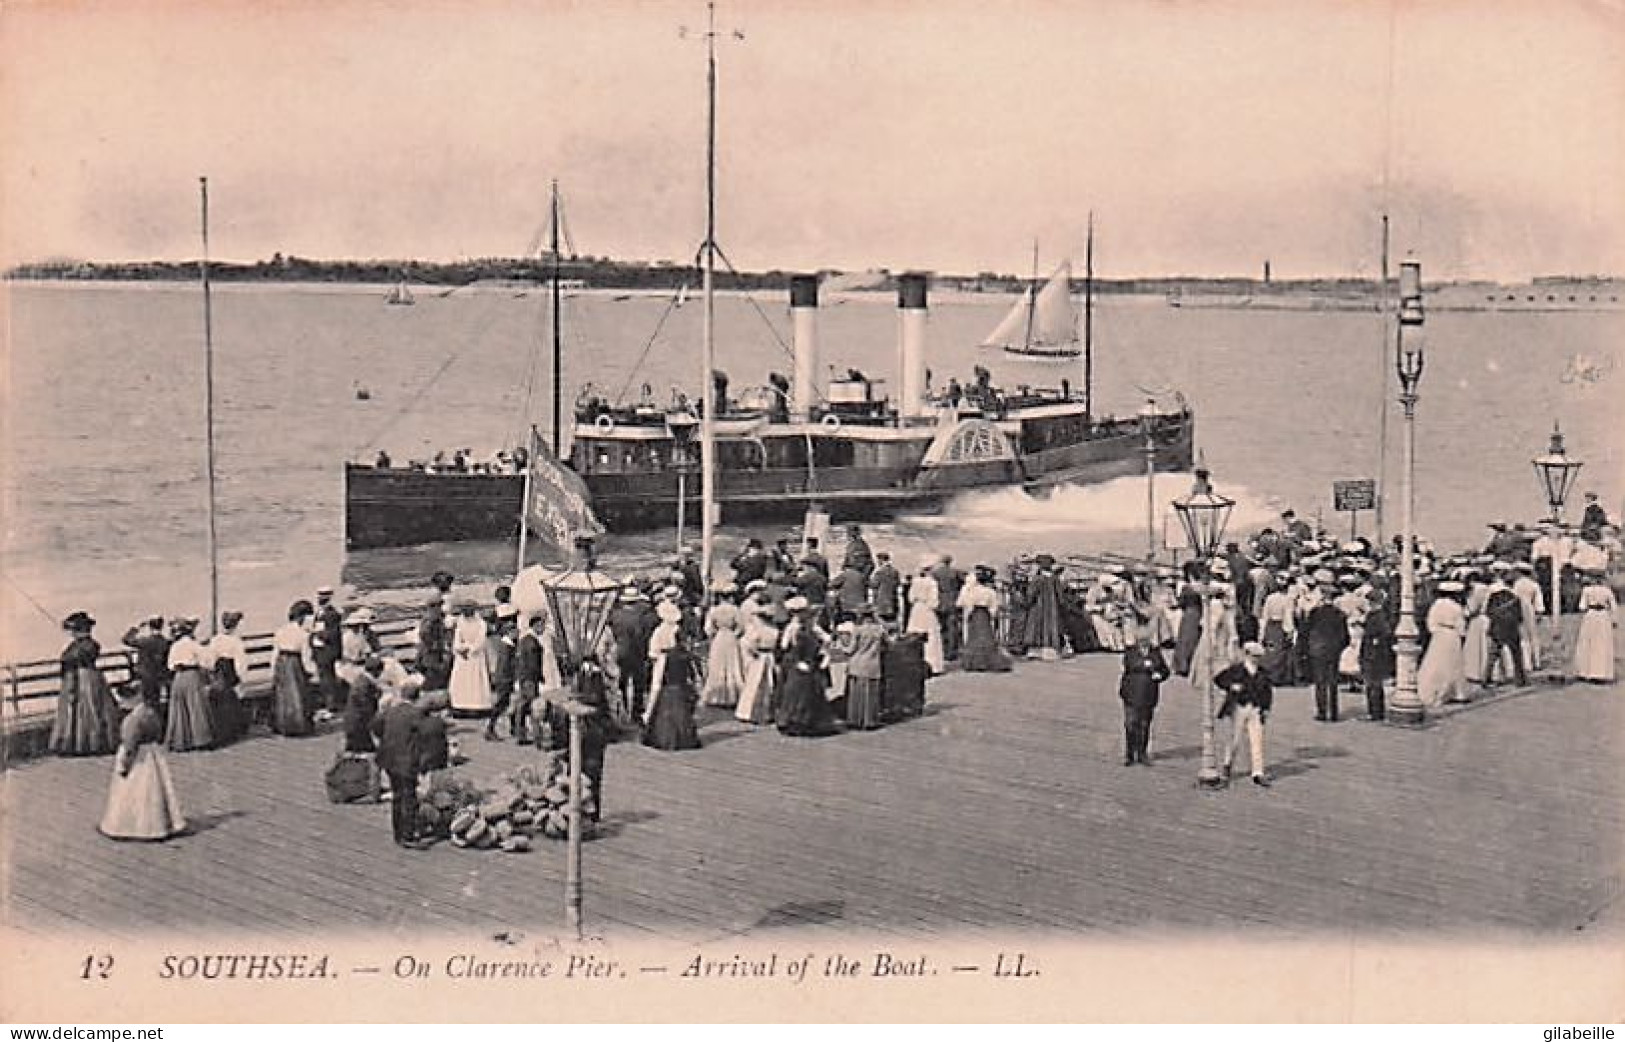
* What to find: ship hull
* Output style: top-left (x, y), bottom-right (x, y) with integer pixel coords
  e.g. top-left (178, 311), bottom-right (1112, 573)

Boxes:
top-left (345, 413), bottom-right (1195, 549)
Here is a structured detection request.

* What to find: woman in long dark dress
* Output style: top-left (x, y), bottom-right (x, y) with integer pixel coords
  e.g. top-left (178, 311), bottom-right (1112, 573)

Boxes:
top-left (776, 599), bottom-right (839, 737)
top-left (643, 643), bottom-right (701, 751)
top-left (270, 600), bottom-right (316, 736)
top-left (1172, 579), bottom-right (1205, 677)
top-left (958, 567), bottom-right (1013, 672)
top-left (50, 611), bottom-right (120, 756)
top-left (1020, 556), bottom-right (1066, 660)
top-left (844, 607), bottom-right (886, 730)
top-left (165, 617), bottom-right (216, 751)
top-left (207, 610), bottom-right (247, 743)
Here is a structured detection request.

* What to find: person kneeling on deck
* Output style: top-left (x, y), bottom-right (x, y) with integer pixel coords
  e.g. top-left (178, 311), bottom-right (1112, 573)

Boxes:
top-left (1117, 616), bottom-right (1170, 766)
top-left (1216, 642), bottom-right (1274, 787)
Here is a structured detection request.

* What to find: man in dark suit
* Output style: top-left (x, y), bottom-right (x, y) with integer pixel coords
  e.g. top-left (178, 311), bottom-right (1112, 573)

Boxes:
top-left (1117, 619), bottom-right (1171, 766)
top-left (1304, 584), bottom-right (1350, 721)
top-left (1215, 641), bottom-right (1274, 786)
top-left (608, 589), bottom-right (655, 725)
top-left (869, 552), bottom-right (901, 626)
top-left (930, 555), bottom-right (966, 661)
top-left (310, 586), bottom-right (345, 717)
top-left (512, 613), bottom-right (546, 745)
top-left (122, 615), bottom-right (171, 713)
top-left (801, 538), bottom-right (830, 580)
top-left (731, 538), bottom-right (769, 587)
top-left (371, 681), bottom-right (428, 848)
top-left (1358, 587), bottom-right (1396, 721)
top-left (841, 524), bottom-right (875, 581)
top-left (1483, 565), bottom-right (1529, 688)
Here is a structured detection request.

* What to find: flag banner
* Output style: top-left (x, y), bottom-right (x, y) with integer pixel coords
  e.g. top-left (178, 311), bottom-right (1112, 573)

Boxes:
top-left (526, 431), bottom-right (604, 552)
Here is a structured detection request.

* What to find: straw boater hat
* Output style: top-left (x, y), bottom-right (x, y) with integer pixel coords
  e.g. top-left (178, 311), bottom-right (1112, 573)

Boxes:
top-left (619, 586), bottom-right (645, 603)
top-left (1436, 580), bottom-right (1465, 594)
top-left (495, 603), bottom-right (519, 620)
top-left (1242, 641), bottom-right (1265, 657)
top-left (785, 595), bottom-right (810, 612)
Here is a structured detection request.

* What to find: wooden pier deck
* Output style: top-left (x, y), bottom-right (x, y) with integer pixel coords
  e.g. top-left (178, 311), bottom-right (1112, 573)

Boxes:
top-left (3, 652), bottom-right (1620, 945)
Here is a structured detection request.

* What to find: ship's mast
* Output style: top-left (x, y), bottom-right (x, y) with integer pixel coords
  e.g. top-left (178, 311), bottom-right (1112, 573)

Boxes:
top-left (697, 1), bottom-right (735, 592)
top-left (1022, 239), bottom-right (1039, 353)
top-left (1083, 211), bottom-right (1094, 417)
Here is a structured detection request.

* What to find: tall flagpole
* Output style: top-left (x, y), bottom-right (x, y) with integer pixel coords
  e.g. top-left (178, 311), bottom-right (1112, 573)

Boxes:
top-left (700, 2), bottom-right (718, 594)
top-left (1375, 213), bottom-right (1391, 544)
top-left (551, 180), bottom-right (563, 458)
top-left (199, 178), bottom-right (221, 637)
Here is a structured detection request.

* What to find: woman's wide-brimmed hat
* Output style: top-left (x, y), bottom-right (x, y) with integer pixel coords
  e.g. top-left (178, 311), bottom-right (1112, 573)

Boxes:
top-left (61, 610), bottom-right (96, 631)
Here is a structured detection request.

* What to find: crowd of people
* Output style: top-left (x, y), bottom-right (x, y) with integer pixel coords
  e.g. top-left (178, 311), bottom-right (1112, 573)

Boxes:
top-left (42, 499), bottom-right (1621, 847)
top-left (367, 444), bottom-right (531, 475)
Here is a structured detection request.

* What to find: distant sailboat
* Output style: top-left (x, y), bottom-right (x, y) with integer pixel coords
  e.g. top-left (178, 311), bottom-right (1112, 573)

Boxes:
top-left (982, 260), bottom-right (1080, 359)
top-left (385, 277), bottom-right (415, 306)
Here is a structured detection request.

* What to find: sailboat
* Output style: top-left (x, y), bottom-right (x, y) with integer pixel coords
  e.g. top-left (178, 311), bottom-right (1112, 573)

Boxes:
top-left (982, 260), bottom-right (1080, 358)
top-left (385, 277), bottom-right (415, 306)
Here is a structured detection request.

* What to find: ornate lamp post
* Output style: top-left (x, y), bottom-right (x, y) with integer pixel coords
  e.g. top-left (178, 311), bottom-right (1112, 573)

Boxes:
top-left (1388, 259), bottom-right (1427, 726)
top-left (539, 536), bottom-right (621, 939)
top-left (1171, 461), bottom-right (1235, 788)
top-left (1140, 397), bottom-right (1159, 561)
top-left (1532, 422), bottom-right (1583, 619)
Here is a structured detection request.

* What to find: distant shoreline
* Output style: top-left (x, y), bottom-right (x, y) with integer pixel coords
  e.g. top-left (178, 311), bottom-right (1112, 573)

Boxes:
top-left (8, 259), bottom-right (1622, 300)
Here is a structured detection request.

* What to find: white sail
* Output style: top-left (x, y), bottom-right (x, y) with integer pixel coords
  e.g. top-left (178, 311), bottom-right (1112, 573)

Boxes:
top-left (982, 262), bottom-right (1078, 355)
top-left (1029, 261), bottom-right (1075, 349)
top-left (979, 286), bottom-right (1033, 349)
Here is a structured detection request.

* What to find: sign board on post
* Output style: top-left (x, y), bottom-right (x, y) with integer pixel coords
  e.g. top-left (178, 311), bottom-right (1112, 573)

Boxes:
top-left (1333, 479), bottom-right (1377, 512)
top-left (1333, 478), bottom-right (1377, 539)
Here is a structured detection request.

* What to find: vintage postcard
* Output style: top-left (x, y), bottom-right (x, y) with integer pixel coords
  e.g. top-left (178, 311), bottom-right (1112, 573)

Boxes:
top-left (1, 0), bottom-right (1621, 1024)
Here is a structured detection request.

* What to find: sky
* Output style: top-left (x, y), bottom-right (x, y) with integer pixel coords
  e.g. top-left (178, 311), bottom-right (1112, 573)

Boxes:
top-left (2, 0), bottom-right (1622, 279)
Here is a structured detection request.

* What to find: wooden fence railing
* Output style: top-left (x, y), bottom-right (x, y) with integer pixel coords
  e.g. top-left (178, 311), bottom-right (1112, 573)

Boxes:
top-left (2, 618), bottom-right (422, 743)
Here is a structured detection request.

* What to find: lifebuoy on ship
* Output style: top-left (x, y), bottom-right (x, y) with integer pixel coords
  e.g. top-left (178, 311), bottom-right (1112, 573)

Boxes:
top-left (595, 414), bottom-right (616, 431)
top-left (821, 413), bottom-right (842, 430)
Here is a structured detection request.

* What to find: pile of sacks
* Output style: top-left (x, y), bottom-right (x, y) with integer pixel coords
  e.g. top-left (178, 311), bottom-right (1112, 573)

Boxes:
top-left (419, 752), bottom-right (596, 852)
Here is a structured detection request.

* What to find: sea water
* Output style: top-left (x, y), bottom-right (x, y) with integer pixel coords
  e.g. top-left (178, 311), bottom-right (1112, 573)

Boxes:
top-left (3, 280), bottom-right (1619, 660)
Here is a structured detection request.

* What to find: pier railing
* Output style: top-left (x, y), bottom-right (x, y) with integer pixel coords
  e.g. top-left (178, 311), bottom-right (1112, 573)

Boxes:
top-left (1, 617), bottom-right (422, 764)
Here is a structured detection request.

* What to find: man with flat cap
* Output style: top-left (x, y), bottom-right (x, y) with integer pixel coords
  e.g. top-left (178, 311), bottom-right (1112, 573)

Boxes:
top-left (1215, 641), bottom-right (1274, 786)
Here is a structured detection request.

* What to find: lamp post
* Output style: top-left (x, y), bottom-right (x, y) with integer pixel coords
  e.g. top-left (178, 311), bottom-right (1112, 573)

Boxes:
top-left (1532, 422), bottom-right (1583, 620)
top-left (1388, 259), bottom-right (1427, 726)
top-left (539, 536), bottom-right (621, 939)
top-left (1140, 397), bottom-right (1159, 561)
top-left (1171, 461), bottom-right (1235, 788)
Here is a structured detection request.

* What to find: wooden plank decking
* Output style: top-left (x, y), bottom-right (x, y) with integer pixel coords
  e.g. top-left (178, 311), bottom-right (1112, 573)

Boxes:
top-left (2, 653), bottom-right (1621, 942)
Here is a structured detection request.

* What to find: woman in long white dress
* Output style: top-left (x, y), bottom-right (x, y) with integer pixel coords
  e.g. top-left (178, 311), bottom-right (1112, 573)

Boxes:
top-left (905, 562), bottom-right (945, 675)
top-left (1461, 575), bottom-right (1491, 684)
top-left (1417, 582), bottom-right (1468, 708)
top-left (448, 602), bottom-right (493, 714)
top-left (735, 598), bottom-right (779, 725)
top-left (1188, 583), bottom-right (1241, 696)
top-left (1571, 572), bottom-right (1617, 682)
top-left (702, 590), bottom-right (747, 708)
